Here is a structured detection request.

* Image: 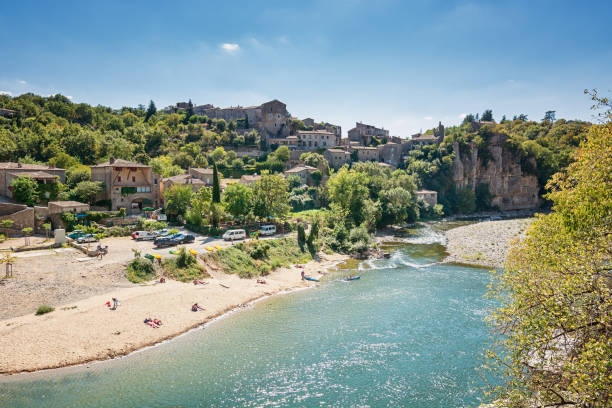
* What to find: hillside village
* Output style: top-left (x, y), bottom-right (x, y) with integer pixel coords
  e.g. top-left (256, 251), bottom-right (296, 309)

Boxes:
top-left (0, 94), bottom-right (590, 244)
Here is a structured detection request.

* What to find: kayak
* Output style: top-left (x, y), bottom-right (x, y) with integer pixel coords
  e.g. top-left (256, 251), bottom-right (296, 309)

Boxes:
top-left (205, 246), bottom-right (215, 252)
top-left (304, 276), bottom-right (319, 282)
top-left (189, 248), bottom-right (198, 256)
top-left (214, 244), bottom-right (222, 250)
top-left (169, 249), bottom-right (178, 255)
top-left (344, 276), bottom-right (360, 281)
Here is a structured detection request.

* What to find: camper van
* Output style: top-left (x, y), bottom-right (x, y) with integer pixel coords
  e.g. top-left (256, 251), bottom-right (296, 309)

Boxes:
top-left (222, 229), bottom-right (246, 241)
top-left (259, 225), bottom-right (276, 236)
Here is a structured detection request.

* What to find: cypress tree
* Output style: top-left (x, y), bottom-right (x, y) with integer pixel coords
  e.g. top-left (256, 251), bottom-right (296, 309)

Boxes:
top-left (212, 161), bottom-right (221, 203)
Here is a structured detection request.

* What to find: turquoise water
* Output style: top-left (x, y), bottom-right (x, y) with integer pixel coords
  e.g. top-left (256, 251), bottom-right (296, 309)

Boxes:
top-left (0, 230), bottom-right (497, 407)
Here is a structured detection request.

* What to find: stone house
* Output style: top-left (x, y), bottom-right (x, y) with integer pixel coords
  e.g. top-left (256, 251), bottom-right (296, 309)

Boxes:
top-left (0, 162), bottom-right (66, 200)
top-left (240, 174), bottom-right (262, 186)
top-left (160, 174), bottom-right (208, 206)
top-left (348, 122), bottom-right (389, 146)
top-left (90, 158), bottom-right (161, 213)
top-left (296, 130), bottom-right (336, 150)
top-left (188, 168), bottom-right (214, 185)
top-left (324, 148), bottom-right (352, 169)
top-left (377, 142), bottom-right (402, 167)
top-left (350, 146), bottom-right (380, 162)
top-left (284, 165), bottom-right (318, 185)
top-left (415, 190), bottom-right (438, 206)
top-left (47, 201), bottom-right (89, 215)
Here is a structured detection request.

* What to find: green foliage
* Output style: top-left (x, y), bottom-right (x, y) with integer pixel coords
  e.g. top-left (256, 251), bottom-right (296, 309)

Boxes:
top-left (0, 219), bottom-right (14, 228)
top-left (222, 183), bottom-right (252, 219)
top-left (297, 223), bottom-right (306, 251)
top-left (126, 257), bottom-right (156, 283)
top-left (165, 184), bottom-right (193, 218)
top-left (60, 211), bottom-right (77, 231)
top-left (69, 181), bottom-right (103, 204)
top-left (210, 238), bottom-right (311, 278)
top-left (35, 305), bottom-right (55, 315)
top-left (212, 161), bottom-right (221, 203)
top-left (11, 176), bottom-right (39, 206)
top-left (162, 247), bottom-right (208, 282)
top-left (487, 123), bottom-right (612, 407)
top-left (252, 174), bottom-right (290, 220)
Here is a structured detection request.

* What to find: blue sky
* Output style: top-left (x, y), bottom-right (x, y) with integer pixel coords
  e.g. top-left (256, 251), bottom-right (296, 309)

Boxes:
top-left (1, 0), bottom-right (610, 136)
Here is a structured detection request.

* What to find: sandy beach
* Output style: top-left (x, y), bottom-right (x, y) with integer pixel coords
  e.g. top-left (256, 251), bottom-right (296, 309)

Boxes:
top-left (0, 250), bottom-right (347, 375)
top-left (443, 218), bottom-right (532, 268)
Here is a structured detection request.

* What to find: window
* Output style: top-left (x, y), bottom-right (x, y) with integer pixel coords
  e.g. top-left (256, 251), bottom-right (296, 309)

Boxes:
top-left (132, 176), bottom-right (136, 182)
top-left (117, 176), bottom-right (121, 182)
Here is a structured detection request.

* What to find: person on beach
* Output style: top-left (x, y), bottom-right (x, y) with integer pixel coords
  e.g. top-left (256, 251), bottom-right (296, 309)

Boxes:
top-left (301, 270), bottom-right (305, 280)
top-left (191, 303), bottom-right (204, 312)
top-left (159, 277), bottom-right (166, 283)
top-left (111, 297), bottom-right (119, 310)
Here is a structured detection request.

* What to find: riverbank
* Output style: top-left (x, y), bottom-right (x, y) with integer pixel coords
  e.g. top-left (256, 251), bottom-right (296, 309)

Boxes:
top-left (0, 252), bottom-right (347, 375)
top-left (443, 218), bottom-right (533, 268)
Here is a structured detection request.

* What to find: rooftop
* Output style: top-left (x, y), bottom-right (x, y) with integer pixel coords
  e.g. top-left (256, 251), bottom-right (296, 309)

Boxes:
top-left (416, 189), bottom-right (437, 194)
top-left (189, 168), bottom-right (213, 174)
top-left (326, 148), bottom-right (348, 153)
top-left (48, 200), bottom-right (89, 207)
top-left (91, 159), bottom-right (150, 168)
top-left (297, 130), bottom-right (334, 135)
top-left (163, 174), bottom-right (207, 184)
top-left (0, 162), bottom-right (61, 170)
top-left (7, 171), bottom-right (58, 180)
top-left (285, 165), bottom-right (318, 173)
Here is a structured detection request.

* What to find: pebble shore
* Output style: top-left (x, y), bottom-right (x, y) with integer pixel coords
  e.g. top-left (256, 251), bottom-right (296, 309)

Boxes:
top-left (444, 218), bottom-right (533, 268)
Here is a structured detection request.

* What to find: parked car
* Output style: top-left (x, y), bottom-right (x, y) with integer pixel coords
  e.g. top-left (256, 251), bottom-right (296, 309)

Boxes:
top-left (131, 231), bottom-right (156, 241)
top-left (155, 229), bottom-right (170, 237)
top-left (223, 229), bottom-right (247, 241)
top-left (67, 230), bottom-right (86, 240)
top-left (259, 225), bottom-right (276, 236)
top-left (154, 233), bottom-right (195, 247)
top-left (76, 234), bottom-right (98, 244)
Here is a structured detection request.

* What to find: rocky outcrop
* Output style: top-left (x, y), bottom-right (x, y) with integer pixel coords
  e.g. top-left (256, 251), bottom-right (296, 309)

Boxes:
top-left (452, 133), bottom-right (540, 211)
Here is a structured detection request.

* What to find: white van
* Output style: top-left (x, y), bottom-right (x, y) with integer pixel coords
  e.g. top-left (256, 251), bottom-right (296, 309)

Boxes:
top-left (259, 225), bottom-right (276, 236)
top-left (222, 229), bottom-right (246, 241)
top-left (132, 231), bottom-right (157, 241)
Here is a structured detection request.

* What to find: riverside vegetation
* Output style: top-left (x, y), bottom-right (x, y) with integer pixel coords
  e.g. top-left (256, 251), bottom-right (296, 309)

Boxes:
top-left (485, 94), bottom-right (611, 407)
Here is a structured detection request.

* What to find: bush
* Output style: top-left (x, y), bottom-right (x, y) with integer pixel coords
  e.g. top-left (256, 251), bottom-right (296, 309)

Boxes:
top-left (297, 223), bottom-right (306, 251)
top-left (126, 257), bottom-right (156, 283)
top-left (162, 247), bottom-right (209, 282)
top-left (35, 305), bottom-right (55, 315)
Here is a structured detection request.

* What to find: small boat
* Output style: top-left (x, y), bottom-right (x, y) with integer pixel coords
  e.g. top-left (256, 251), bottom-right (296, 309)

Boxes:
top-left (169, 249), bottom-right (178, 255)
top-left (189, 248), bottom-right (198, 256)
top-left (205, 246), bottom-right (215, 252)
top-left (151, 253), bottom-right (162, 260)
top-left (344, 275), bottom-right (360, 281)
top-left (303, 276), bottom-right (319, 282)
top-left (214, 244), bottom-right (222, 250)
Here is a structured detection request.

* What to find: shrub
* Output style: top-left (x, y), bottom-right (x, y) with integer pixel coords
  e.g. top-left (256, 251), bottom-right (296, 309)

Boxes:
top-left (162, 247), bottom-right (209, 282)
top-left (297, 223), bottom-right (306, 251)
top-left (126, 257), bottom-right (156, 283)
top-left (35, 305), bottom-right (55, 315)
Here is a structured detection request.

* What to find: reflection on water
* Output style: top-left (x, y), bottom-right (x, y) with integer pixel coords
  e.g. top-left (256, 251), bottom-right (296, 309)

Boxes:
top-left (0, 223), bottom-right (497, 408)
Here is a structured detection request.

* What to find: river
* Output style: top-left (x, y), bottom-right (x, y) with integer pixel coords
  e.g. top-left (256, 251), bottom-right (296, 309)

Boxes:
top-left (0, 225), bottom-right (497, 407)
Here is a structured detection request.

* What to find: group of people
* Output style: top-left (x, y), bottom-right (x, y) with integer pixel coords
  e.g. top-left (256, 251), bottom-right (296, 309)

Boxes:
top-left (105, 297), bottom-right (119, 310)
top-left (144, 318), bottom-right (162, 328)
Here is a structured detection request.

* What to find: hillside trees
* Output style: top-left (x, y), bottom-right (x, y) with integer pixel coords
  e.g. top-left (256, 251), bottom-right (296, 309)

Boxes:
top-left (487, 122), bottom-right (612, 407)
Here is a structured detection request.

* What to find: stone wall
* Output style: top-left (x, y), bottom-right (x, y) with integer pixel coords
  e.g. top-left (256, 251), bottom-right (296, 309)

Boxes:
top-left (452, 134), bottom-right (540, 211)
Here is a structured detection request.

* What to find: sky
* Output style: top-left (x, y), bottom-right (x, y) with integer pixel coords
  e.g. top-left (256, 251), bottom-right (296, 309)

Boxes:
top-left (1, 0), bottom-right (610, 136)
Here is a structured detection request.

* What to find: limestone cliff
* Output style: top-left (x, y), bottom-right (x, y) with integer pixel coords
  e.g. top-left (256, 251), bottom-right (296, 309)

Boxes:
top-left (452, 133), bottom-right (540, 211)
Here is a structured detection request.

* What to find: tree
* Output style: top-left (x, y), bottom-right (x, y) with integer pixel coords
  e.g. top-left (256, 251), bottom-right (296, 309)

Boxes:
top-left (327, 167), bottom-right (369, 226)
top-left (11, 176), bottom-right (39, 206)
top-left (212, 162), bottom-right (221, 203)
top-left (222, 183), bottom-right (252, 219)
top-left (487, 122), bottom-right (612, 407)
top-left (70, 181), bottom-right (103, 204)
top-left (42, 223), bottom-right (51, 240)
top-left (65, 165), bottom-right (91, 188)
top-left (186, 187), bottom-right (212, 226)
top-left (481, 109), bottom-right (494, 122)
top-left (145, 100), bottom-right (157, 122)
top-left (297, 223), bottom-right (306, 251)
top-left (252, 174), bottom-right (290, 219)
top-left (184, 99), bottom-right (194, 124)
top-left (165, 185), bottom-right (193, 219)
top-left (270, 146), bottom-right (290, 163)
top-left (543, 110), bottom-right (556, 122)
top-left (300, 152), bottom-right (330, 174)
top-left (21, 227), bottom-right (33, 246)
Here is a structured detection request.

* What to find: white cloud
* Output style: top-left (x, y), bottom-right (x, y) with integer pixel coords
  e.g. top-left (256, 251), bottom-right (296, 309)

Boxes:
top-left (0, 91), bottom-right (12, 96)
top-left (459, 113), bottom-right (467, 118)
top-left (17, 80), bottom-right (27, 85)
top-left (220, 43), bottom-right (240, 52)
top-left (66, 95), bottom-right (73, 100)
top-left (423, 116), bottom-right (433, 120)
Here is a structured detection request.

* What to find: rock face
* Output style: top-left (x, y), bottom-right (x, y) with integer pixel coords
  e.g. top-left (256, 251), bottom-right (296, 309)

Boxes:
top-left (452, 134), bottom-right (540, 211)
